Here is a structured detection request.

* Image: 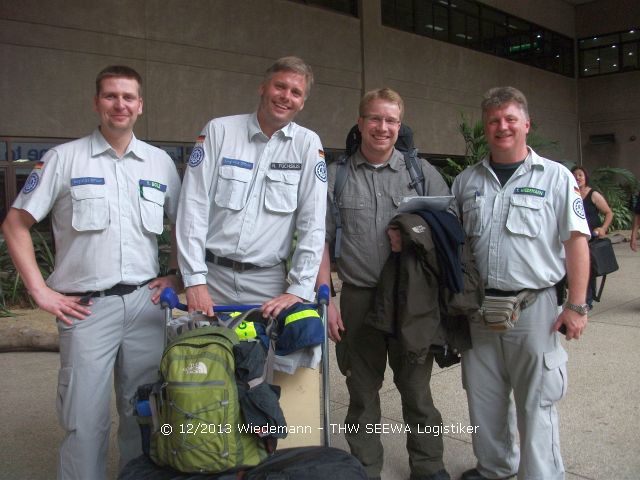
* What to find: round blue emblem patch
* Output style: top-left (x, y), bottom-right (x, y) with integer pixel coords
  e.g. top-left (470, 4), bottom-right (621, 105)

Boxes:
top-left (22, 172), bottom-right (40, 194)
top-left (573, 198), bottom-right (586, 219)
top-left (188, 146), bottom-right (205, 168)
top-left (315, 161), bottom-right (327, 183)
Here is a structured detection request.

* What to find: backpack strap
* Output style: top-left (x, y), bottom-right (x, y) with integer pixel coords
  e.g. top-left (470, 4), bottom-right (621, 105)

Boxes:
top-left (331, 154), bottom-right (350, 258)
top-left (404, 147), bottom-right (425, 196)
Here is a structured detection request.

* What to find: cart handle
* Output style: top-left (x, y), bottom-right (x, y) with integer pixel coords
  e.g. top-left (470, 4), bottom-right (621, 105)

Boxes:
top-left (160, 285), bottom-right (330, 312)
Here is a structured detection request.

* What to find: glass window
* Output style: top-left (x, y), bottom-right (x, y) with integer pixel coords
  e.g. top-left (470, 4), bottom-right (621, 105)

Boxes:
top-left (382, 0), bottom-right (574, 77)
top-left (581, 49), bottom-right (600, 76)
top-left (599, 44), bottom-right (620, 74)
top-left (383, 0), bottom-right (413, 31)
top-left (288, 0), bottom-right (357, 16)
top-left (622, 42), bottom-right (638, 70)
top-left (0, 142), bottom-right (7, 161)
top-left (155, 144), bottom-right (184, 164)
top-left (452, 0), bottom-right (478, 16)
top-left (11, 142), bottom-right (58, 162)
top-left (621, 29), bottom-right (639, 42)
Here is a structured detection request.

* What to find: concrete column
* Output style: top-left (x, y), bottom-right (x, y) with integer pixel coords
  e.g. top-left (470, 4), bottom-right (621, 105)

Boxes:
top-left (359, 0), bottom-right (384, 94)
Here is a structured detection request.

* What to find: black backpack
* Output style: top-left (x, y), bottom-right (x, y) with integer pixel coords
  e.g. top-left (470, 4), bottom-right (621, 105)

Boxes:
top-left (331, 124), bottom-right (425, 258)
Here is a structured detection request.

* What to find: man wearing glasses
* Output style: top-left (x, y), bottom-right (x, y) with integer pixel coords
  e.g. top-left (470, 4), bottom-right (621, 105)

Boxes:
top-left (316, 88), bottom-right (452, 480)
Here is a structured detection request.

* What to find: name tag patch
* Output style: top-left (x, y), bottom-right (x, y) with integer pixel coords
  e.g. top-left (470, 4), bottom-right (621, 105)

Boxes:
top-left (139, 180), bottom-right (167, 192)
top-left (71, 177), bottom-right (105, 186)
top-left (222, 158), bottom-right (253, 170)
top-left (514, 187), bottom-right (545, 197)
top-left (271, 163), bottom-right (302, 170)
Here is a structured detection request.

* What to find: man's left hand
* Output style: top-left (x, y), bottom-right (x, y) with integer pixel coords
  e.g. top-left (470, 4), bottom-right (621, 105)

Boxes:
top-left (554, 308), bottom-right (588, 340)
top-left (149, 274), bottom-right (184, 305)
top-left (261, 293), bottom-right (303, 319)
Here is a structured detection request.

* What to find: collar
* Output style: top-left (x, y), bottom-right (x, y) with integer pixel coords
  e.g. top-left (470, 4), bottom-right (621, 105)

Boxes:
top-left (354, 148), bottom-right (403, 171)
top-left (481, 147), bottom-right (541, 172)
top-left (90, 128), bottom-right (144, 161)
top-left (247, 112), bottom-right (295, 141)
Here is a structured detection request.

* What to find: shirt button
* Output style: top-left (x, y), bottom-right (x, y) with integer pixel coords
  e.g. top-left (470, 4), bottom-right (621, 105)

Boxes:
top-left (377, 192), bottom-right (382, 197)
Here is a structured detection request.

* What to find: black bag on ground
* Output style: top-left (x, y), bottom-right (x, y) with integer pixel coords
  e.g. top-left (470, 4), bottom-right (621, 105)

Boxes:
top-left (119, 447), bottom-right (368, 480)
top-left (589, 237), bottom-right (619, 302)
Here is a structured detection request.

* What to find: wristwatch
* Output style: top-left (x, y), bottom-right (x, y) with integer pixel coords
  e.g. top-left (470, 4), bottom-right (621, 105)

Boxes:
top-left (565, 302), bottom-right (589, 315)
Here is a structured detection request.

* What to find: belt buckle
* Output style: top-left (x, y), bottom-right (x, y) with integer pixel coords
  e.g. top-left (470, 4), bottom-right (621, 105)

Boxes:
top-left (232, 261), bottom-right (246, 273)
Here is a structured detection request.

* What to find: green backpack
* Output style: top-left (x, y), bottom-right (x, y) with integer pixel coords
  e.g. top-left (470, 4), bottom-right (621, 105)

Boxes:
top-left (149, 322), bottom-right (268, 474)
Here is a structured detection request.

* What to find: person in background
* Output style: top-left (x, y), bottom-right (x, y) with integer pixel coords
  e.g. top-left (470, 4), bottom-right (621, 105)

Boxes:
top-left (571, 166), bottom-right (614, 307)
top-left (630, 192), bottom-right (640, 252)
top-left (0, 65), bottom-right (182, 479)
top-left (571, 166), bottom-right (613, 238)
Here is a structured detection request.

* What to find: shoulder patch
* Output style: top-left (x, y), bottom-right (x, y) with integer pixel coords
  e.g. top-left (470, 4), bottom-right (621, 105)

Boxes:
top-left (315, 161), bottom-right (327, 183)
top-left (22, 172), bottom-right (40, 194)
top-left (573, 198), bottom-right (586, 219)
top-left (188, 146), bottom-right (205, 168)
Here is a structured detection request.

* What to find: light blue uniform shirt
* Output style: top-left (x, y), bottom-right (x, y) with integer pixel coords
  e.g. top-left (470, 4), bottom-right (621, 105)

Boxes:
top-left (451, 148), bottom-right (590, 291)
top-left (177, 113), bottom-right (327, 301)
top-left (13, 129), bottom-right (181, 292)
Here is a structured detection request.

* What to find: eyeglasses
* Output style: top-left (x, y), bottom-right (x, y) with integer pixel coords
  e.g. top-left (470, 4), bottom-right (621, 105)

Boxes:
top-left (362, 115), bottom-right (401, 127)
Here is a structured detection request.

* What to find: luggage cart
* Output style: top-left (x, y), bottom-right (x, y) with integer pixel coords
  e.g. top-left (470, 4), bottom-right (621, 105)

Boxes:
top-left (158, 284), bottom-right (332, 447)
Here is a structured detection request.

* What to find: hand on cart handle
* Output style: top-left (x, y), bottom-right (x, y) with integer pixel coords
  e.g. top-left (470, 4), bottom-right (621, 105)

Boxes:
top-left (185, 284), bottom-right (215, 316)
top-left (149, 274), bottom-right (183, 305)
top-left (261, 293), bottom-right (303, 319)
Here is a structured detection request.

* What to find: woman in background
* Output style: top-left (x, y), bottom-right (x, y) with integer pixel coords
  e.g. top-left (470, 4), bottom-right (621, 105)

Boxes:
top-left (572, 166), bottom-right (614, 307)
top-left (572, 166), bottom-right (613, 238)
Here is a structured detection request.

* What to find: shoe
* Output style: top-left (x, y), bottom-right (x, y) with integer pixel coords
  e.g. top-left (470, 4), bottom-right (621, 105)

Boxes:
top-left (410, 469), bottom-right (451, 480)
top-left (460, 468), bottom-right (512, 480)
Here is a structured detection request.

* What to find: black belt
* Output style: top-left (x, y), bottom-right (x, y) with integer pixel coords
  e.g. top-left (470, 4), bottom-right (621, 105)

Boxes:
top-left (485, 288), bottom-right (522, 297)
top-left (63, 279), bottom-right (152, 300)
top-left (205, 251), bottom-right (262, 273)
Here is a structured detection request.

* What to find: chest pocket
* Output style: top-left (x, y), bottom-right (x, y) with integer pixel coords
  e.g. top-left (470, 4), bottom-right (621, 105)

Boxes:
top-left (506, 195), bottom-right (544, 237)
top-left (71, 185), bottom-right (109, 231)
top-left (462, 196), bottom-right (485, 238)
top-left (338, 194), bottom-right (372, 235)
top-left (265, 170), bottom-right (300, 214)
top-left (214, 165), bottom-right (253, 211)
top-left (139, 185), bottom-right (166, 235)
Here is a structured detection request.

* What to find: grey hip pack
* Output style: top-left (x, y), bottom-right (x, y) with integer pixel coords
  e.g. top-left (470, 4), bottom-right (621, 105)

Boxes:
top-left (481, 289), bottom-right (539, 330)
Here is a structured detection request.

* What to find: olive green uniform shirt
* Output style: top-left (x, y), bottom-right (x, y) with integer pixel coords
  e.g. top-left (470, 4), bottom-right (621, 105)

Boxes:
top-left (326, 148), bottom-right (450, 287)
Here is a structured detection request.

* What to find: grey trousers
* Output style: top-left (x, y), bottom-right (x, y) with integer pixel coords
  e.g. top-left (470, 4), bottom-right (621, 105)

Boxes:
top-left (462, 287), bottom-right (568, 480)
top-left (206, 261), bottom-right (287, 304)
top-left (337, 283), bottom-right (445, 478)
top-left (57, 286), bottom-right (164, 480)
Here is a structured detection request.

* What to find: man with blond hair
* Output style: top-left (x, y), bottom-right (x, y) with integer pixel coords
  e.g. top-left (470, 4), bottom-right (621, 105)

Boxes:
top-left (177, 56), bottom-right (326, 318)
top-left (316, 88), bottom-right (452, 480)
